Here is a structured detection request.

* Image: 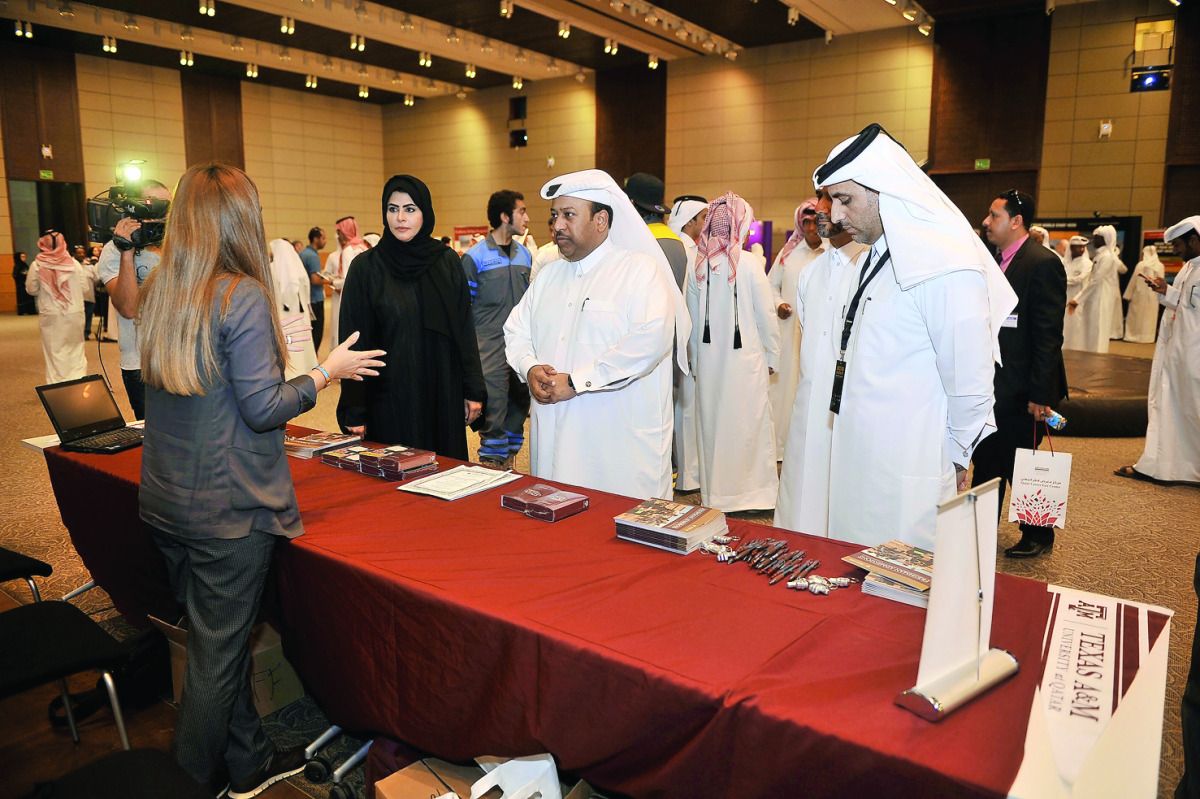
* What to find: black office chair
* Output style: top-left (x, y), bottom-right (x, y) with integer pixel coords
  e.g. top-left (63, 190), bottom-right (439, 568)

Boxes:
top-left (0, 545), bottom-right (131, 750)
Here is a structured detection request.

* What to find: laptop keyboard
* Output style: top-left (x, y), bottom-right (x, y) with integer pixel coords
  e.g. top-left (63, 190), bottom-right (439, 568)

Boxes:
top-left (75, 427), bottom-right (143, 449)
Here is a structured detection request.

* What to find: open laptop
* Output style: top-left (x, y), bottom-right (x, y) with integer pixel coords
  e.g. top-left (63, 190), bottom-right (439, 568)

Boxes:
top-left (35, 374), bottom-right (143, 454)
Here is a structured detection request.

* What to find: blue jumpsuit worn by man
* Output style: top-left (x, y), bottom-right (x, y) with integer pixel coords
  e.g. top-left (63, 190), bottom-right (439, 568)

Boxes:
top-left (462, 190), bottom-right (533, 467)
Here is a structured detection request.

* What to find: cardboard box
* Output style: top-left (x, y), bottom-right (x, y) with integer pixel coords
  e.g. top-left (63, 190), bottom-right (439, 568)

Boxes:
top-left (375, 757), bottom-right (602, 799)
top-left (147, 616), bottom-right (305, 717)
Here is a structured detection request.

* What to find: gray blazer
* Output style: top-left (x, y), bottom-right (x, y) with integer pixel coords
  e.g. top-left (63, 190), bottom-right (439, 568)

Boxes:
top-left (140, 277), bottom-right (318, 540)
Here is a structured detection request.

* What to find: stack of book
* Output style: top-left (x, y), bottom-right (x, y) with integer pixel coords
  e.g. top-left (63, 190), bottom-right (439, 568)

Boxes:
top-left (321, 445), bottom-right (371, 471)
top-left (614, 498), bottom-right (727, 554)
top-left (284, 428), bottom-right (361, 459)
top-left (841, 540), bottom-right (933, 608)
top-left (358, 445), bottom-right (438, 481)
top-left (501, 484), bottom-right (589, 522)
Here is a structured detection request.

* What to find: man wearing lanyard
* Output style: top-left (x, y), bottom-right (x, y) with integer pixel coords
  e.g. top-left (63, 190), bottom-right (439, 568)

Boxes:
top-left (804, 124), bottom-right (1016, 552)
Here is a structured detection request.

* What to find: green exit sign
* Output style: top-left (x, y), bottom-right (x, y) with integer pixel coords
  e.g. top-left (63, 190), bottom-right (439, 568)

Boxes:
top-left (974, 159), bottom-right (991, 171)
top-left (39, 169), bottom-right (53, 180)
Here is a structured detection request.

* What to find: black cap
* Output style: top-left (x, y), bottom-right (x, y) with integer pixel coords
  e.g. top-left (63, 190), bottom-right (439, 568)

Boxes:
top-left (625, 173), bottom-right (668, 215)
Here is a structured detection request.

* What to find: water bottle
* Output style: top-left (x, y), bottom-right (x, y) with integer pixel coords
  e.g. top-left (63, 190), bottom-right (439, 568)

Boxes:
top-left (1046, 410), bottom-right (1067, 430)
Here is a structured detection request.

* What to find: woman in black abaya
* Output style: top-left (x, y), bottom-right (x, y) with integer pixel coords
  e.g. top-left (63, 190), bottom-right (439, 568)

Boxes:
top-left (337, 175), bottom-right (486, 458)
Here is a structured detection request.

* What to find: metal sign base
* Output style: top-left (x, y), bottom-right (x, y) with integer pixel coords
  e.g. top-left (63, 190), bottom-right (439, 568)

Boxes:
top-left (895, 648), bottom-right (1019, 722)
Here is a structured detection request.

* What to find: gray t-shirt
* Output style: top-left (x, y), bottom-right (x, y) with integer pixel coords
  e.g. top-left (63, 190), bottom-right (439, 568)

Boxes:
top-left (96, 241), bottom-right (160, 371)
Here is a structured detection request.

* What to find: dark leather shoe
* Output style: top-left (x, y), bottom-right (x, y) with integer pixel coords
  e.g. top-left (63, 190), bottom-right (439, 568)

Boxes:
top-left (1005, 539), bottom-right (1052, 559)
top-left (228, 746), bottom-right (305, 799)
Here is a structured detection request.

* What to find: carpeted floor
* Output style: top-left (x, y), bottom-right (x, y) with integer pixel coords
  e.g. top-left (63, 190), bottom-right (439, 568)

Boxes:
top-left (2, 312), bottom-right (1195, 798)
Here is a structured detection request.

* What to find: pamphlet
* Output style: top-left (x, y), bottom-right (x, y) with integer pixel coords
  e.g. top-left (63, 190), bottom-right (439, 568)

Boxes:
top-left (397, 465), bottom-right (520, 501)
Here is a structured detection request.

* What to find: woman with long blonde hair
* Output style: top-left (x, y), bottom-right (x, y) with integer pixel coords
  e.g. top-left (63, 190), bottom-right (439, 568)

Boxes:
top-left (138, 163), bottom-right (384, 798)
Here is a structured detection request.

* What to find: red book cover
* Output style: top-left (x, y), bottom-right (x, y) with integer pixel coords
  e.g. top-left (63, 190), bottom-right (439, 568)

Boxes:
top-left (501, 484), bottom-right (589, 522)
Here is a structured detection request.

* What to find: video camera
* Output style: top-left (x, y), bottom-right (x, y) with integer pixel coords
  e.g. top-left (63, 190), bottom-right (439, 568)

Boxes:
top-left (86, 182), bottom-right (169, 250)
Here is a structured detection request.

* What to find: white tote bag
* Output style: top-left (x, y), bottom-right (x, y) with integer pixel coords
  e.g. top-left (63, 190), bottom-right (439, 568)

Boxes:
top-left (1008, 430), bottom-right (1072, 529)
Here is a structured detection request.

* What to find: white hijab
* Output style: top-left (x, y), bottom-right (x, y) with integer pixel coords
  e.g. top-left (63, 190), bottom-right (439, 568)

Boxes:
top-left (540, 169), bottom-right (691, 372)
top-left (813, 125), bottom-right (1017, 362)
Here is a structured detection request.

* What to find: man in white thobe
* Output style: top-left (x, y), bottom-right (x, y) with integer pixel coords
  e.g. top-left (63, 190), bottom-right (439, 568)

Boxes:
top-left (687, 193), bottom-right (780, 512)
top-left (768, 200), bottom-right (825, 459)
top-left (1123, 216), bottom-right (1200, 483)
top-left (791, 124), bottom-right (1015, 551)
top-left (775, 190), bottom-right (868, 535)
top-left (1067, 232), bottom-right (1114, 353)
top-left (1062, 235), bottom-right (1093, 350)
top-left (268, 239), bottom-right (319, 379)
top-left (504, 170), bottom-right (689, 499)
top-left (1093, 225), bottom-right (1127, 340)
top-left (27, 231), bottom-right (88, 384)
top-left (1123, 245), bottom-right (1164, 344)
top-left (667, 196), bottom-right (709, 493)
top-left (323, 216), bottom-right (369, 350)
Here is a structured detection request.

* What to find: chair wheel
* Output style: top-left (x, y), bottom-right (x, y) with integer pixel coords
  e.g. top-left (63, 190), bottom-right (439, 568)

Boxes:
top-left (304, 756), bottom-right (331, 783)
top-left (329, 783), bottom-right (359, 799)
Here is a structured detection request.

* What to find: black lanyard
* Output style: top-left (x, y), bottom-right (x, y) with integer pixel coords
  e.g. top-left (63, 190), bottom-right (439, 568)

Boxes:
top-left (830, 248), bottom-right (890, 414)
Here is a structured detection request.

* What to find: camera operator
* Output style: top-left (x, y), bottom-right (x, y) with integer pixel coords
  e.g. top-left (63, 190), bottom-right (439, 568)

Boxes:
top-left (96, 178), bottom-right (172, 420)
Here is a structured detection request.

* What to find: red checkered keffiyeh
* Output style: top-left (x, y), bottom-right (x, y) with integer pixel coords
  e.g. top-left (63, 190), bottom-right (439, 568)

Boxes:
top-left (695, 192), bottom-right (753, 284)
top-left (773, 198), bottom-right (818, 270)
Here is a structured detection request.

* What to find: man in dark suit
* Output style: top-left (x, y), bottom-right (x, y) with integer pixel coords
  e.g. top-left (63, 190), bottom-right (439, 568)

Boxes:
top-left (973, 189), bottom-right (1068, 558)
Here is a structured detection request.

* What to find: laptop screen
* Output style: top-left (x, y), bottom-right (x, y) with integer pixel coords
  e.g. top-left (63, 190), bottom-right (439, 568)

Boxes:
top-left (36, 375), bottom-right (126, 441)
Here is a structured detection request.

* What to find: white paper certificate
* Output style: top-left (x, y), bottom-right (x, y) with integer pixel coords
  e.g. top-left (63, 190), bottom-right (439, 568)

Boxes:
top-left (397, 465), bottom-right (520, 501)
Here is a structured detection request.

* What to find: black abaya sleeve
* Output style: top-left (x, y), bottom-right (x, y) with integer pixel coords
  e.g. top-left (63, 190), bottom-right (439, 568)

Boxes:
top-left (441, 250), bottom-right (487, 404)
top-left (335, 252), bottom-right (377, 432)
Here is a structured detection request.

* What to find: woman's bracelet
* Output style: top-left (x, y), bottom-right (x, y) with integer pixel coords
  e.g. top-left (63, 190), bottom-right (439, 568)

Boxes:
top-left (314, 364), bottom-right (331, 383)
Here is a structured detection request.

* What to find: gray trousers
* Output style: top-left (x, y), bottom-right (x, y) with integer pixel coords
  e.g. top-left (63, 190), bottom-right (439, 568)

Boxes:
top-left (153, 528), bottom-right (278, 787)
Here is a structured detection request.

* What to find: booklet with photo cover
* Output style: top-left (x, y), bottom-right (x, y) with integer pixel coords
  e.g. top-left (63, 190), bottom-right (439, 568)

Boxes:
top-left (841, 540), bottom-right (933, 592)
top-left (614, 498), bottom-right (727, 554)
top-left (501, 483), bottom-right (589, 522)
top-left (861, 573), bottom-right (930, 608)
top-left (284, 426), bottom-right (361, 459)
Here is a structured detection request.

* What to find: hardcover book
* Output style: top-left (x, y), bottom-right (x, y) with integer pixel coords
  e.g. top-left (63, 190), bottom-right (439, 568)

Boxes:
top-left (500, 484), bottom-right (589, 522)
top-left (320, 445), bottom-right (372, 471)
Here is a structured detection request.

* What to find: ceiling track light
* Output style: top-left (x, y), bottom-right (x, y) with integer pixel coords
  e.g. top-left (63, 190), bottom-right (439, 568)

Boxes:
top-left (426, 77), bottom-right (436, 89)
top-left (574, 69), bottom-right (586, 83)
top-left (515, 48), bottom-right (526, 63)
top-left (901, 2), bottom-right (917, 21)
top-left (648, 54), bottom-right (659, 69)
top-left (787, 6), bottom-right (799, 25)
top-left (279, 47), bottom-right (291, 62)
top-left (512, 75), bottom-right (523, 89)
top-left (918, 14), bottom-right (932, 35)
top-left (465, 63), bottom-right (476, 79)
top-left (245, 63), bottom-right (258, 77)
top-left (725, 49), bottom-right (737, 60)
top-left (180, 25), bottom-right (194, 41)
top-left (102, 35), bottom-right (118, 52)
top-left (391, 71), bottom-right (402, 85)
top-left (57, 2), bottom-right (74, 18)
top-left (305, 75), bottom-right (317, 88)
top-left (558, 20), bottom-right (570, 38)
top-left (884, 0), bottom-right (897, 5)
top-left (280, 16), bottom-right (294, 34)
top-left (701, 37), bottom-right (715, 52)
top-left (419, 51), bottom-right (432, 68)
top-left (480, 38), bottom-right (493, 53)
top-left (456, 87), bottom-right (466, 100)
top-left (358, 65), bottom-right (369, 78)
top-left (323, 55), bottom-right (334, 70)
top-left (354, 1), bottom-right (366, 22)
top-left (350, 34), bottom-right (365, 52)
top-left (604, 37), bottom-right (618, 55)
top-left (400, 14), bottom-right (414, 31)
top-left (446, 27), bottom-right (460, 43)
top-left (230, 35), bottom-right (243, 51)
top-left (546, 58), bottom-right (559, 73)
top-left (500, 0), bottom-right (513, 18)
top-left (404, 94), bottom-right (414, 106)
top-left (358, 84), bottom-right (369, 98)
top-left (179, 50), bottom-right (194, 66)
top-left (124, 14), bottom-right (138, 31)
top-left (199, 0), bottom-right (214, 16)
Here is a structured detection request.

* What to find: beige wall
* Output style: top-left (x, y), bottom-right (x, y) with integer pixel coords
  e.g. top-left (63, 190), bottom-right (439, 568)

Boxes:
top-left (76, 55), bottom-right (188, 200)
top-left (242, 83), bottom-right (384, 244)
top-left (1039, 0), bottom-right (1170, 228)
top-left (666, 26), bottom-right (933, 250)
top-left (383, 76), bottom-right (595, 240)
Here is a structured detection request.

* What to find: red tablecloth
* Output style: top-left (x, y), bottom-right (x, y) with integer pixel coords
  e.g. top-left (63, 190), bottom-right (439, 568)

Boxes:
top-left (44, 446), bottom-right (1050, 799)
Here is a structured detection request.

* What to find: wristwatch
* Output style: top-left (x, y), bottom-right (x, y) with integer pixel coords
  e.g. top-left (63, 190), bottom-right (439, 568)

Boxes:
top-left (566, 375), bottom-right (576, 392)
